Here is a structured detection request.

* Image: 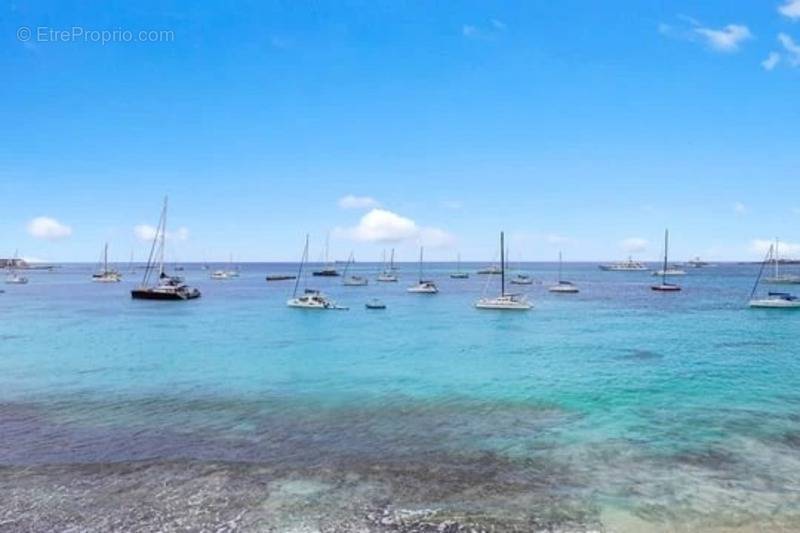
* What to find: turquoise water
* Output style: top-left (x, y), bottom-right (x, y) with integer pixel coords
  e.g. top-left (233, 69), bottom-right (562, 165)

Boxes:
top-left (2, 263), bottom-right (800, 531)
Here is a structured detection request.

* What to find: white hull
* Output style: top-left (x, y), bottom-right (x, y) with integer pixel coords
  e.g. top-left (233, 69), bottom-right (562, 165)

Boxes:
top-left (407, 282), bottom-right (438, 293)
top-left (343, 277), bottom-right (368, 286)
top-left (5, 276), bottom-right (28, 285)
top-left (475, 296), bottom-right (532, 310)
top-left (749, 298), bottom-right (800, 308)
top-left (549, 284), bottom-right (579, 293)
top-left (93, 275), bottom-right (121, 283)
top-left (376, 274), bottom-right (398, 282)
top-left (652, 270), bottom-right (686, 276)
top-left (764, 276), bottom-right (800, 285)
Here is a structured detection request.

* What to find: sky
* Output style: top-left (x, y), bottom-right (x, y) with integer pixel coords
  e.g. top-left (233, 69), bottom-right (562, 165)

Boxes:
top-left (2, 0), bottom-right (800, 263)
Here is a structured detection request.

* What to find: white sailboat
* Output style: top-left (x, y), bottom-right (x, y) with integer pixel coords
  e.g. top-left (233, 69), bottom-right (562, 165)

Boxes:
top-left (749, 244), bottom-right (800, 309)
top-left (407, 247), bottom-right (438, 293)
top-left (475, 232), bottom-right (531, 310)
top-left (92, 243), bottom-right (122, 283)
top-left (549, 252), bottom-right (579, 293)
top-left (5, 250), bottom-right (28, 285)
top-left (287, 235), bottom-right (345, 309)
top-left (764, 238), bottom-right (800, 284)
top-left (651, 229), bottom-right (681, 292)
top-left (377, 248), bottom-right (398, 282)
top-left (342, 252), bottom-right (368, 286)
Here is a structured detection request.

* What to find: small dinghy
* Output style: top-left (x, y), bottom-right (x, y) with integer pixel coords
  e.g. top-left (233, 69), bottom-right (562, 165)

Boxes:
top-left (365, 298), bottom-right (386, 310)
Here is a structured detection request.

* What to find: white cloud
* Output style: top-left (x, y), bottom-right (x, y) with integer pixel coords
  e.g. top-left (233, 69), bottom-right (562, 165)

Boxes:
top-left (336, 208), bottom-right (453, 248)
top-left (620, 238), bottom-right (648, 254)
top-left (778, 33), bottom-right (800, 66)
top-left (779, 0), bottom-right (800, 19)
top-left (27, 216), bottom-right (72, 240)
top-left (733, 202), bottom-right (748, 215)
top-left (134, 224), bottom-right (189, 242)
top-left (462, 19), bottom-right (507, 39)
top-left (762, 52), bottom-right (781, 70)
top-left (338, 194), bottom-right (380, 210)
top-left (751, 239), bottom-right (800, 258)
top-left (694, 24), bottom-right (752, 52)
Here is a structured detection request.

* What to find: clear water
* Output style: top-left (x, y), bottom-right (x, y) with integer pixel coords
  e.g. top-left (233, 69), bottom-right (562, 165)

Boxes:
top-left (2, 263), bottom-right (800, 531)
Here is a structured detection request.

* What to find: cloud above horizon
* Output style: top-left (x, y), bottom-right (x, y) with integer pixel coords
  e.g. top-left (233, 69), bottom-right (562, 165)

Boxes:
top-left (779, 0), bottom-right (800, 19)
top-left (338, 194), bottom-right (380, 210)
top-left (27, 216), bottom-right (72, 240)
top-left (620, 237), bottom-right (648, 254)
top-left (134, 224), bottom-right (189, 242)
top-left (336, 208), bottom-right (454, 248)
top-left (659, 18), bottom-right (752, 53)
top-left (462, 18), bottom-right (506, 39)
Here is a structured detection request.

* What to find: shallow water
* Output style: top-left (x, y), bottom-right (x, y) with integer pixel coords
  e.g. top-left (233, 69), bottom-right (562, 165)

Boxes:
top-left (2, 262), bottom-right (800, 531)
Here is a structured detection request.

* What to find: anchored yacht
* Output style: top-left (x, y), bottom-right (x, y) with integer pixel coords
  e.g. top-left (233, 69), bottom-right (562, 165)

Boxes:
top-left (475, 232), bottom-right (531, 310)
top-left (407, 247), bottom-right (438, 293)
top-left (549, 252), bottom-right (579, 293)
top-left (287, 235), bottom-right (345, 309)
top-left (599, 257), bottom-right (649, 271)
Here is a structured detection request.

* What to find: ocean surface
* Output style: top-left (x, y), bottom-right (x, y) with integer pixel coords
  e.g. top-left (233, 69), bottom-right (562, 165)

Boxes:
top-left (2, 262), bottom-right (800, 532)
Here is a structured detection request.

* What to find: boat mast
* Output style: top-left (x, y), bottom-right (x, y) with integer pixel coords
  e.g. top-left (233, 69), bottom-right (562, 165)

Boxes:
top-left (558, 251), bottom-right (563, 283)
top-left (418, 247), bottom-right (424, 282)
top-left (661, 229), bottom-right (669, 285)
top-left (775, 237), bottom-right (780, 278)
top-left (750, 244), bottom-right (773, 301)
top-left (500, 231), bottom-right (505, 297)
top-left (104, 243), bottom-right (109, 274)
top-left (292, 235), bottom-right (308, 298)
top-left (158, 197), bottom-right (168, 278)
top-left (390, 248), bottom-right (395, 270)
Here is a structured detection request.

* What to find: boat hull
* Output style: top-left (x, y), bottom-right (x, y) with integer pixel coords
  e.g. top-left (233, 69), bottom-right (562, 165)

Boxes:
top-left (651, 284), bottom-right (681, 292)
top-left (131, 289), bottom-right (201, 300)
top-left (549, 285), bottom-right (579, 293)
top-left (749, 299), bottom-right (800, 308)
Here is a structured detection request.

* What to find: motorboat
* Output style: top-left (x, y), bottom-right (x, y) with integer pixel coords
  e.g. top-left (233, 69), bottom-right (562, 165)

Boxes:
top-left (365, 298), bottom-right (387, 310)
top-left (599, 257), bottom-right (649, 271)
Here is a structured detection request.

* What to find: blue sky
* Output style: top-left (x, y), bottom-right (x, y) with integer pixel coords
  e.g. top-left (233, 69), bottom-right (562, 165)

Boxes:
top-left (2, 0), bottom-right (800, 263)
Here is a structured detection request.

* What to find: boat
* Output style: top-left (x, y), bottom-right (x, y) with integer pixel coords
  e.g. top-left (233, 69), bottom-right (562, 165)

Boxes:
top-left (365, 298), bottom-right (386, 310)
top-left (131, 198), bottom-right (201, 301)
top-left (92, 243), bottom-right (122, 283)
top-left (377, 249), bottom-right (399, 282)
top-left (651, 266), bottom-right (687, 277)
top-left (4, 250), bottom-right (29, 284)
top-left (210, 270), bottom-right (232, 280)
top-left (687, 257), bottom-right (709, 268)
top-left (450, 254), bottom-right (469, 279)
top-left (312, 233), bottom-right (340, 277)
top-left (651, 230), bottom-right (681, 292)
top-left (510, 274), bottom-right (534, 285)
top-left (599, 257), bottom-right (649, 271)
top-left (287, 235), bottom-right (345, 309)
top-left (407, 247), bottom-right (438, 293)
top-left (764, 239), bottom-right (800, 284)
top-left (475, 232), bottom-right (531, 310)
top-left (266, 274), bottom-right (296, 281)
top-left (477, 265), bottom-right (502, 275)
top-left (749, 244), bottom-right (800, 308)
top-left (549, 252), bottom-right (579, 293)
top-left (342, 252), bottom-right (369, 286)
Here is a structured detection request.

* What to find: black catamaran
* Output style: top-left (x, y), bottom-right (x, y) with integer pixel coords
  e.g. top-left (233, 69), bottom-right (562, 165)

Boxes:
top-left (131, 197), bottom-right (201, 301)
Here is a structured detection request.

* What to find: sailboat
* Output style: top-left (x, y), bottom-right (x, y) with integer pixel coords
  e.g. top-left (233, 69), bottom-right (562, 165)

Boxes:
top-left (407, 247), bottom-right (438, 293)
top-left (4, 250), bottom-right (28, 285)
top-left (764, 238), bottom-right (800, 284)
top-left (651, 229), bottom-right (681, 292)
top-left (549, 252), bottom-right (579, 293)
top-left (749, 244), bottom-right (800, 308)
top-left (287, 235), bottom-right (345, 309)
top-left (450, 253), bottom-right (469, 279)
top-left (312, 233), bottom-right (340, 276)
top-left (475, 232), bottom-right (531, 310)
top-left (377, 248), bottom-right (399, 282)
top-left (92, 243), bottom-right (122, 283)
top-left (131, 197), bottom-right (201, 301)
top-left (342, 252), bottom-right (368, 286)
top-left (211, 254), bottom-right (239, 280)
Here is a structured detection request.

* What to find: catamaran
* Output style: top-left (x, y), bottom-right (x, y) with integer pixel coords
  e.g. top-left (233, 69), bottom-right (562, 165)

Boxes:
top-left (407, 247), bottom-right (438, 293)
top-left (287, 235), bottom-right (345, 309)
top-left (549, 251), bottom-right (579, 293)
top-left (92, 243), bottom-right (122, 283)
top-left (312, 233), bottom-right (340, 277)
top-left (475, 232), bottom-right (531, 310)
top-left (342, 252), bottom-right (368, 286)
top-left (599, 257), bottom-right (649, 271)
top-left (5, 250), bottom-right (28, 285)
top-left (764, 238), bottom-right (800, 284)
top-left (450, 253), bottom-right (469, 279)
top-left (749, 244), bottom-right (800, 308)
top-left (377, 249), bottom-right (399, 282)
top-left (131, 198), bottom-right (201, 301)
top-left (651, 230), bottom-right (681, 292)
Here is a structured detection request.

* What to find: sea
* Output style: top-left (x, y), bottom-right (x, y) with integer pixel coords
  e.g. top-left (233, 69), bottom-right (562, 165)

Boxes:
top-left (1, 262), bottom-right (800, 532)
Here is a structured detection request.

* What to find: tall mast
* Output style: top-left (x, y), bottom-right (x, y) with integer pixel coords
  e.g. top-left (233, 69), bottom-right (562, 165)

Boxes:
top-left (104, 243), bottom-right (108, 273)
top-left (500, 231), bottom-right (505, 297)
top-left (292, 234), bottom-right (308, 298)
top-left (775, 237), bottom-right (780, 278)
top-left (558, 251), bottom-right (563, 283)
top-left (159, 197), bottom-right (168, 277)
top-left (419, 247), bottom-right (423, 282)
top-left (390, 248), bottom-right (395, 270)
top-left (662, 229), bottom-right (668, 285)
